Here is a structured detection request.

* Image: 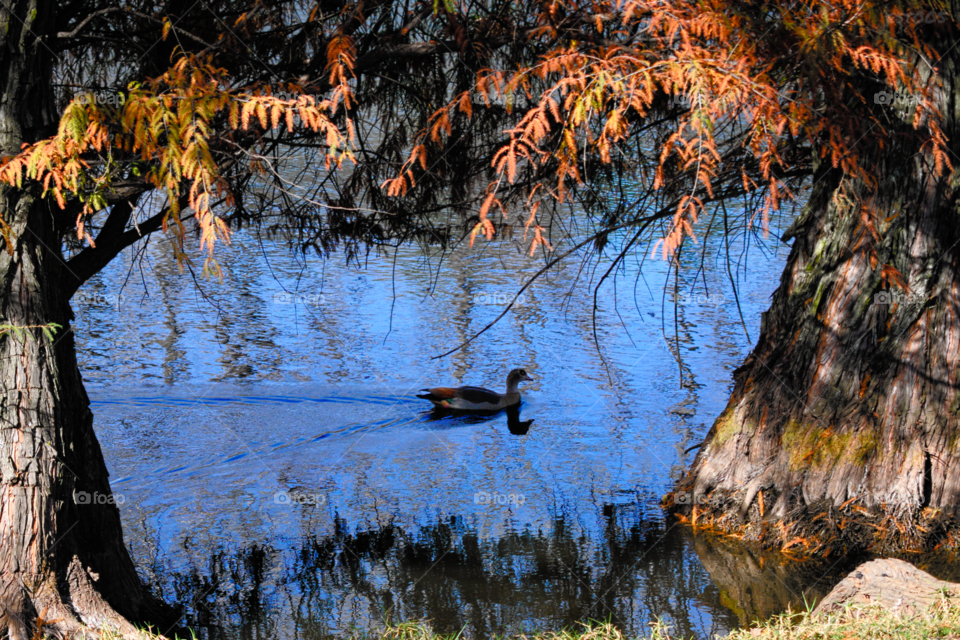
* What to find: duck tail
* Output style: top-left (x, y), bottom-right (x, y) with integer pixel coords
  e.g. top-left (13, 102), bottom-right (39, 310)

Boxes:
top-left (417, 387), bottom-right (456, 402)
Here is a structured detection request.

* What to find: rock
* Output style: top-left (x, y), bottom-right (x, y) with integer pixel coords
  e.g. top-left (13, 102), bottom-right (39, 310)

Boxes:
top-left (813, 558), bottom-right (960, 618)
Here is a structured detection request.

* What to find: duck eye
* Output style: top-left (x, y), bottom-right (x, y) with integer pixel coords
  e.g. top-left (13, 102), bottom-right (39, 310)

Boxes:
top-left (519, 369), bottom-right (526, 376)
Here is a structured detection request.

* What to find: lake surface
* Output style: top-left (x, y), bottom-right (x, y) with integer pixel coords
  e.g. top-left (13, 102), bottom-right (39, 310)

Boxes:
top-left (73, 220), bottom-right (856, 639)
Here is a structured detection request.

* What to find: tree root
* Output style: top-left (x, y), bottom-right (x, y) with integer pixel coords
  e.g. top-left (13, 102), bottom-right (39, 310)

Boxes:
top-left (0, 560), bottom-right (171, 640)
top-left (667, 488), bottom-right (960, 556)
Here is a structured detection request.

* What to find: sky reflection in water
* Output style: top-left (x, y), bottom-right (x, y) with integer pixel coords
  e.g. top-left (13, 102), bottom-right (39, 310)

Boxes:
top-left (74, 226), bottom-right (836, 638)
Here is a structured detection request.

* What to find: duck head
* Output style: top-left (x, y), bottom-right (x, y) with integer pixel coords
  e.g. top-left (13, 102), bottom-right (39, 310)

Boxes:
top-left (506, 368), bottom-right (533, 393)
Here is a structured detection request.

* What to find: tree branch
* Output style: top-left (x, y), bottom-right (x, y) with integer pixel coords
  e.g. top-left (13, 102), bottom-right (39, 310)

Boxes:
top-left (56, 7), bottom-right (126, 39)
top-left (57, 7), bottom-right (215, 49)
top-left (65, 199), bottom-right (171, 297)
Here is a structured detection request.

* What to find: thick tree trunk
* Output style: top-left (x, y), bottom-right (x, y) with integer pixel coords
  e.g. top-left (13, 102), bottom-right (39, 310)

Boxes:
top-left (672, 23), bottom-right (960, 554)
top-left (0, 2), bottom-right (168, 637)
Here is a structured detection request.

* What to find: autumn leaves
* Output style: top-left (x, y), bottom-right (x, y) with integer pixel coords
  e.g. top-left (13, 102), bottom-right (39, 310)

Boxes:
top-left (0, 0), bottom-right (952, 268)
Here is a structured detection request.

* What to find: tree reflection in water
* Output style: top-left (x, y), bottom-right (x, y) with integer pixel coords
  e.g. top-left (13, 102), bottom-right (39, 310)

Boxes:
top-left (155, 505), bottom-right (850, 640)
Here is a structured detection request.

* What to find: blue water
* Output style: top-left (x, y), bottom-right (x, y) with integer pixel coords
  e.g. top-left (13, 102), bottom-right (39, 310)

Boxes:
top-left (72, 221), bottom-right (825, 639)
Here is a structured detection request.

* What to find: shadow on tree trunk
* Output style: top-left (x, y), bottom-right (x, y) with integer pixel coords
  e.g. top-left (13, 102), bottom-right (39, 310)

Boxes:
top-left (670, 33), bottom-right (960, 554)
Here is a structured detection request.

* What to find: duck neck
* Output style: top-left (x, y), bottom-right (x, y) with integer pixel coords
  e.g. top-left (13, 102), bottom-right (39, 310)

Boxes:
top-left (505, 377), bottom-right (520, 394)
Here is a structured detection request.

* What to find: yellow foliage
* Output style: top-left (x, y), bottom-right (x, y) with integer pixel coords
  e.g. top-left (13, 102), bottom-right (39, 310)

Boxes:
top-left (0, 54), bottom-right (349, 264)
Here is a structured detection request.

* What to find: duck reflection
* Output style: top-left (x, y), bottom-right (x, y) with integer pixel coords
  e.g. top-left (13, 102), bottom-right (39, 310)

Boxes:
top-left (506, 405), bottom-right (534, 434)
top-left (424, 404), bottom-right (534, 435)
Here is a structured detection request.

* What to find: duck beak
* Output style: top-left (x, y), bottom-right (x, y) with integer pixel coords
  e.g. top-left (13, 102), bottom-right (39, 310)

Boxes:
top-left (524, 373), bottom-right (534, 381)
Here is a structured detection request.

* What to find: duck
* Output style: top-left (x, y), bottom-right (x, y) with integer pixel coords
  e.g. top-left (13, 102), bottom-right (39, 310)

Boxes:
top-left (417, 368), bottom-right (533, 411)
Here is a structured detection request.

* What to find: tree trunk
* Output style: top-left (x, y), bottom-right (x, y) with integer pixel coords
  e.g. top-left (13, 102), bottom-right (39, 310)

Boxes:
top-left (672, 22), bottom-right (960, 554)
top-left (0, 2), bottom-right (169, 637)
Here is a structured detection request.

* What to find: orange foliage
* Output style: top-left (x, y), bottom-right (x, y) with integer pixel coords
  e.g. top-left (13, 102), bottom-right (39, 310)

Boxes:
top-left (0, 1), bottom-right (953, 266)
top-left (386, 0), bottom-right (951, 257)
top-left (0, 55), bottom-right (352, 272)
top-left (326, 34), bottom-right (357, 113)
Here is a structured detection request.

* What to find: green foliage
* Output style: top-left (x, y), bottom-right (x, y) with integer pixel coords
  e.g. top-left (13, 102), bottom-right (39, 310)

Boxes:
top-left (0, 323), bottom-right (62, 341)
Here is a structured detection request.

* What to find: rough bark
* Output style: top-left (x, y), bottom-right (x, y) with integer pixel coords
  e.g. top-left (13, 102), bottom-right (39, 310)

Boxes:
top-left (0, 1), bottom-right (171, 637)
top-left (671, 19), bottom-right (960, 554)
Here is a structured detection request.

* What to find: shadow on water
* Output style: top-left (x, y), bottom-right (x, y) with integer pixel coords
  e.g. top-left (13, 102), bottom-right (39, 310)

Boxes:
top-left (688, 535), bottom-right (862, 626)
top-left (423, 405), bottom-right (535, 436)
top-left (158, 508), bottom-right (857, 640)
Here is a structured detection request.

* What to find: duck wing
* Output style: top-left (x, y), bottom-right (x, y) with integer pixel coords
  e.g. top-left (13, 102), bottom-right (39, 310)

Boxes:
top-left (416, 385), bottom-right (501, 404)
top-left (453, 386), bottom-right (501, 405)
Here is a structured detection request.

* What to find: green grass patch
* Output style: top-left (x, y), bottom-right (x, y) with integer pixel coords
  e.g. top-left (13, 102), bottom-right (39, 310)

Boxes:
top-left (370, 594), bottom-right (960, 639)
top-left (723, 594), bottom-right (960, 639)
top-left (84, 594), bottom-right (960, 639)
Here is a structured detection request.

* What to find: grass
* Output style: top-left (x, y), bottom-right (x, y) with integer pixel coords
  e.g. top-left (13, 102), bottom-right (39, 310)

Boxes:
top-left (370, 594), bottom-right (960, 639)
top-left (372, 620), bottom-right (670, 640)
top-left (720, 595), bottom-right (960, 640)
top-left (77, 595), bottom-right (960, 639)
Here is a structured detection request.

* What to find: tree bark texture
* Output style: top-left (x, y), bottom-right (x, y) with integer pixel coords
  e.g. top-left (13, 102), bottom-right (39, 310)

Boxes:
top-left (672, 20), bottom-right (960, 554)
top-left (0, 1), bottom-right (166, 637)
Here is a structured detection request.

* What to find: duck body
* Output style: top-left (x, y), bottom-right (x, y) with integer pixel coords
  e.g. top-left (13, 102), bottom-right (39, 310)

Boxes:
top-left (419, 386), bottom-right (517, 411)
top-left (418, 368), bottom-right (532, 412)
